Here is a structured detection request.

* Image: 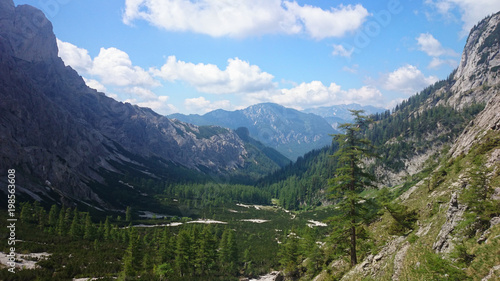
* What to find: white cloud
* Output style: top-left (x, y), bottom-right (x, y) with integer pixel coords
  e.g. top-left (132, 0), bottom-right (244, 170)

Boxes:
top-left (416, 33), bottom-right (457, 57)
top-left (245, 81), bottom-right (384, 110)
top-left (416, 33), bottom-right (459, 68)
top-left (123, 0), bottom-right (369, 39)
top-left (57, 39), bottom-right (159, 90)
top-left (137, 96), bottom-right (178, 115)
top-left (184, 97), bottom-right (232, 114)
top-left (83, 78), bottom-right (107, 92)
top-left (152, 56), bottom-right (275, 94)
top-left (92, 47), bottom-right (159, 88)
top-left (425, 0), bottom-right (500, 37)
top-left (342, 65), bottom-right (359, 73)
top-left (428, 57), bottom-right (458, 69)
top-left (284, 3), bottom-right (370, 39)
top-left (332, 44), bottom-right (354, 58)
top-left (56, 39), bottom-right (175, 115)
top-left (56, 39), bottom-right (93, 74)
top-left (382, 64), bottom-right (438, 95)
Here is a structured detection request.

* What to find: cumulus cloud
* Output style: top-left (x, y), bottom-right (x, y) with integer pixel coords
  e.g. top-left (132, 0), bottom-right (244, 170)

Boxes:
top-left (382, 65), bottom-right (438, 95)
top-left (416, 33), bottom-right (459, 68)
top-left (245, 81), bottom-right (384, 110)
top-left (57, 39), bottom-right (159, 89)
top-left (57, 39), bottom-right (93, 74)
top-left (284, 3), bottom-right (370, 39)
top-left (428, 57), bottom-right (458, 69)
top-left (83, 78), bottom-right (107, 92)
top-left (152, 56), bottom-right (276, 94)
top-left (425, 0), bottom-right (500, 37)
top-left (57, 39), bottom-right (176, 114)
top-left (137, 96), bottom-right (178, 115)
top-left (123, 0), bottom-right (369, 39)
top-left (92, 47), bottom-right (160, 88)
top-left (416, 33), bottom-right (458, 57)
top-left (184, 97), bottom-right (232, 114)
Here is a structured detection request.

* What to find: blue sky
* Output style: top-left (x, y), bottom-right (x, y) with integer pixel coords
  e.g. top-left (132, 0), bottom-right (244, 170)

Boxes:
top-left (13, 0), bottom-right (500, 114)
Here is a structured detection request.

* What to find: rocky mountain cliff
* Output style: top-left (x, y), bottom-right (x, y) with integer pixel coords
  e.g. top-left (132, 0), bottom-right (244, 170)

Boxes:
top-left (170, 103), bottom-right (337, 160)
top-left (0, 0), bottom-right (285, 209)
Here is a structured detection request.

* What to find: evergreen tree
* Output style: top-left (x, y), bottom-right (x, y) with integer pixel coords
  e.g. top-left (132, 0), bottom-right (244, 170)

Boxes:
top-left (329, 110), bottom-right (377, 266)
top-left (121, 228), bottom-right (140, 280)
top-left (104, 216), bottom-right (112, 241)
top-left (48, 205), bottom-right (59, 227)
top-left (175, 228), bottom-right (193, 277)
top-left (279, 229), bottom-right (300, 277)
top-left (158, 227), bottom-right (174, 263)
top-left (126, 206), bottom-right (132, 222)
top-left (460, 158), bottom-right (498, 236)
top-left (218, 227), bottom-right (239, 275)
top-left (69, 208), bottom-right (81, 239)
top-left (57, 207), bottom-right (66, 236)
top-left (84, 213), bottom-right (96, 240)
top-left (195, 225), bottom-right (218, 275)
top-left (20, 202), bottom-right (32, 223)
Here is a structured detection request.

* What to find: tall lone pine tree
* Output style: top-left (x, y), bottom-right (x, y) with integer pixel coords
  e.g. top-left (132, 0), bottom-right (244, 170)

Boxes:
top-left (329, 110), bottom-right (376, 266)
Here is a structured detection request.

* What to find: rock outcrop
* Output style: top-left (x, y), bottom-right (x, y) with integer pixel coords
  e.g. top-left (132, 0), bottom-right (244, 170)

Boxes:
top-left (446, 11), bottom-right (500, 110)
top-left (432, 192), bottom-right (466, 253)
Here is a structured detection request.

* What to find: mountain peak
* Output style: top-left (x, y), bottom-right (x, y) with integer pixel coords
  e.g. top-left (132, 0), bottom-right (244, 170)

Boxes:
top-left (451, 11), bottom-right (500, 98)
top-left (0, 0), bottom-right (58, 63)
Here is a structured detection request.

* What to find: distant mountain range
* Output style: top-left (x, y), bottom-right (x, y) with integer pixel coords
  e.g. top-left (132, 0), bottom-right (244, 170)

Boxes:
top-left (170, 103), bottom-right (385, 160)
top-left (302, 104), bottom-right (386, 129)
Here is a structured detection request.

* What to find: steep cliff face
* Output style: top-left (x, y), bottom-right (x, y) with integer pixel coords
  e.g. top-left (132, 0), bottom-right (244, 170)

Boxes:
top-left (448, 11), bottom-right (500, 108)
top-left (0, 0), bottom-right (282, 208)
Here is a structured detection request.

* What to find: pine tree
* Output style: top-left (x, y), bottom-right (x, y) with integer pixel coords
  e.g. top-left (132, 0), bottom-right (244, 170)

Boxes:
top-left (175, 228), bottom-right (193, 277)
top-left (329, 110), bottom-right (377, 266)
top-left (104, 216), bottom-right (111, 241)
top-left (226, 228), bottom-right (238, 275)
top-left (69, 208), bottom-right (81, 239)
top-left (84, 213), bottom-right (96, 240)
top-left (20, 202), bottom-right (32, 223)
top-left (158, 227), bottom-right (173, 263)
top-left (195, 225), bottom-right (218, 275)
top-left (460, 158), bottom-right (498, 236)
top-left (121, 228), bottom-right (139, 280)
top-left (279, 229), bottom-right (300, 277)
top-left (48, 205), bottom-right (59, 227)
top-left (218, 227), bottom-right (231, 274)
top-left (57, 207), bottom-right (66, 236)
top-left (126, 206), bottom-right (132, 222)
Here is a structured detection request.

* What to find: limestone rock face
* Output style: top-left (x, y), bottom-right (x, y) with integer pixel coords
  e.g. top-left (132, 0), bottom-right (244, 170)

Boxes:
top-left (451, 92), bottom-right (500, 157)
top-left (432, 193), bottom-right (466, 254)
top-left (448, 12), bottom-right (500, 108)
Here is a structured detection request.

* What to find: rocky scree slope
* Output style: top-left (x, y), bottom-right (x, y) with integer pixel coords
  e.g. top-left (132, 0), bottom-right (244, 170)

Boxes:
top-left (0, 0), bottom-right (282, 208)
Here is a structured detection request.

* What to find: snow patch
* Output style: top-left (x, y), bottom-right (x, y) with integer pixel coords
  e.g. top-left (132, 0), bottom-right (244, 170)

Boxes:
top-left (241, 219), bottom-right (270, 223)
top-left (307, 220), bottom-right (327, 227)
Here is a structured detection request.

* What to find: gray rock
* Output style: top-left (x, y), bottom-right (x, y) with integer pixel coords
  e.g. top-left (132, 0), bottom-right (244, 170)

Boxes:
top-left (433, 192), bottom-right (466, 253)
